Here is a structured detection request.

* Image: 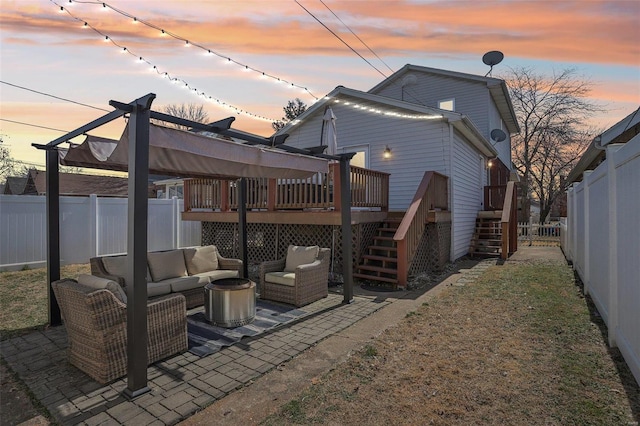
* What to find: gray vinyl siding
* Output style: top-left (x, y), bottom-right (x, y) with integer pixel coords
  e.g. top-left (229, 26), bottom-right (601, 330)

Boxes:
top-left (284, 104), bottom-right (451, 211)
top-left (372, 72), bottom-right (491, 141)
top-left (452, 130), bottom-right (483, 260)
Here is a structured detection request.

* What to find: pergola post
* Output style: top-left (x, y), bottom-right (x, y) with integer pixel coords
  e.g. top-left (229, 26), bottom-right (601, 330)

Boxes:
top-left (124, 93), bottom-right (155, 399)
top-left (339, 155), bottom-right (354, 304)
top-left (46, 149), bottom-right (61, 326)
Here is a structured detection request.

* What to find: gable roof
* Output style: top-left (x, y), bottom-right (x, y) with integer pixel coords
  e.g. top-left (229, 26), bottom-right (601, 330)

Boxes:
top-left (276, 85), bottom-right (498, 158)
top-left (3, 176), bottom-right (34, 195)
top-left (368, 64), bottom-right (520, 134)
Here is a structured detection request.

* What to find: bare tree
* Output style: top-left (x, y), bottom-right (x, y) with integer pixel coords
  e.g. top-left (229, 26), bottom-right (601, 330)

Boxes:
top-left (159, 103), bottom-right (209, 130)
top-left (0, 137), bottom-right (18, 182)
top-left (504, 67), bottom-right (603, 222)
top-left (272, 98), bottom-right (307, 131)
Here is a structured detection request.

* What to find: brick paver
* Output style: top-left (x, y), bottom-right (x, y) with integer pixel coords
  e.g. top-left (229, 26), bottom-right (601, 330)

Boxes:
top-left (1, 293), bottom-right (389, 425)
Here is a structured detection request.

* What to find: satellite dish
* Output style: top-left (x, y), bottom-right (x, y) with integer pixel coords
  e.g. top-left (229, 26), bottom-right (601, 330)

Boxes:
top-left (491, 128), bottom-right (507, 142)
top-left (482, 50), bottom-right (504, 76)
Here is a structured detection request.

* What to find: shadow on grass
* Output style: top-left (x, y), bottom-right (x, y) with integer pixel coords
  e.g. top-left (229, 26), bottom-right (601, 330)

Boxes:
top-left (573, 270), bottom-right (640, 423)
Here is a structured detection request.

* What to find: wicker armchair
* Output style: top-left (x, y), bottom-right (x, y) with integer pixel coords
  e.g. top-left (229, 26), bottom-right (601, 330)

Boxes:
top-left (52, 278), bottom-right (187, 384)
top-left (259, 247), bottom-right (331, 307)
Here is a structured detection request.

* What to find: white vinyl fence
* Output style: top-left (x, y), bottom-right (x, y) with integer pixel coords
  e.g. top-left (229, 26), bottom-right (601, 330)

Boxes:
top-left (563, 137), bottom-right (640, 386)
top-left (0, 194), bottom-right (201, 271)
top-left (517, 222), bottom-right (561, 246)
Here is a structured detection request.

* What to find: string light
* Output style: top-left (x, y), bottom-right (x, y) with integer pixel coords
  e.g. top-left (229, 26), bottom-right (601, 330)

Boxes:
top-left (63, 0), bottom-right (318, 99)
top-left (287, 97), bottom-right (443, 126)
top-left (52, 1), bottom-right (276, 122)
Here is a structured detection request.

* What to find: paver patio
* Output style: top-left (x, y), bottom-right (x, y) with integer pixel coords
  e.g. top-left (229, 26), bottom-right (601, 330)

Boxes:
top-left (1, 293), bottom-right (390, 425)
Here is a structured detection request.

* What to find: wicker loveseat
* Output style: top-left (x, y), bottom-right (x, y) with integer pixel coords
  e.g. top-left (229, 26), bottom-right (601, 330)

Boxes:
top-left (52, 277), bottom-right (187, 384)
top-left (90, 245), bottom-right (242, 309)
top-left (259, 246), bottom-right (331, 307)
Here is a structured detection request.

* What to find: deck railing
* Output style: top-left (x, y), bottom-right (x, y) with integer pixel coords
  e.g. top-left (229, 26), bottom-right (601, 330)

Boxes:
top-left (484, 185), bottom-right (507, 210)
top-left (393, 171), bottom-right (449, 287)
top-left (183, 163), bottom-right (389, 212)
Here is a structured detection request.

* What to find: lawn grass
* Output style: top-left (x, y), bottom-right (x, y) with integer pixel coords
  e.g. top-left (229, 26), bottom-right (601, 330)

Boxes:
top-left (0, 264), bottom-right (90, 340)
top-left (262, 259), bottom-right (639, 425)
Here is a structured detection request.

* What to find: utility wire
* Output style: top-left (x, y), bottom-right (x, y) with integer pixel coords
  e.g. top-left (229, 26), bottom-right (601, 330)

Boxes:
top-left (65, 0), bottom-right (318, 99)
top-left (0, 118), bottom-right (69, 133)
top-left (294, 0), bottom-right (387, 78)
top-left (1, 81), bottom-right (111, 112)
top-left (318, 0), bottom-right (394, 74)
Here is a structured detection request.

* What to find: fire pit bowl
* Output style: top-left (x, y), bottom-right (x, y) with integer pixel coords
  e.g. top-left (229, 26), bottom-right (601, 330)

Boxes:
top-left (204, 278), bottom-right (256, 327)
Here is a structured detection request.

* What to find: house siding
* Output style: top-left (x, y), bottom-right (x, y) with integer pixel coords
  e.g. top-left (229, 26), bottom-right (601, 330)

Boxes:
top-left (284, 103), bottom-right (451, 211)
top-left (371, 72), bottom-right (491, 141)
top-left (452, 130), bottom-right (484, 260)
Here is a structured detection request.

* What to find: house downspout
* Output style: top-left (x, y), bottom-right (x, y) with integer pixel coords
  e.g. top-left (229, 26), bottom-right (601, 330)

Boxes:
top-left (449, 123), bottom-right (455, 261)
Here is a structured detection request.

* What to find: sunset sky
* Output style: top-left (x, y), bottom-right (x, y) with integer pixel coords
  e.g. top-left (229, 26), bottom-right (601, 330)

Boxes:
top-left (1, 0), bottom-right (639, 171)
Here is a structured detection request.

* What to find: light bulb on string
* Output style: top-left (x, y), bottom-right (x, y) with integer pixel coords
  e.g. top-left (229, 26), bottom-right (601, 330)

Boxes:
top-left (59, 6), bottom-right (64, 13)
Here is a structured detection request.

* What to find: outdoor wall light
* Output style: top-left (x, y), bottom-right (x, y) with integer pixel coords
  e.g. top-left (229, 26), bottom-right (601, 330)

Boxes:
top-left (487, 159), bottom-right (494, 168)
top-left (383, 145), bottom-right (392, 159)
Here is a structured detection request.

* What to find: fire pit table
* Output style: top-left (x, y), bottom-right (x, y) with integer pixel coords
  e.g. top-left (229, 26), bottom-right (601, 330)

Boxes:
top-left (204, 278), bottom-right (256, 328)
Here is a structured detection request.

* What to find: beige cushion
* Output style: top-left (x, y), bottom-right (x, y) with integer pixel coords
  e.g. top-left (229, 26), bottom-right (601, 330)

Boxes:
top-left (101, 255), bottom-right (152, 285)
top-left (284, 245), bottom-right (319, 272)
top-left (207, 270), bottom-right (240, 282)
top-left (190, 273), bottom-right (213, 286)
top-left (147, 281), bottom-right (172, 297)
top-left (159, 276), bottom-right (202, 293)
top-left (147, 250), bottom-right (187, 282)
top-left (183, 245), bottom-right (219, 275)
top-left (77, 274), bottom-right (127, 303)
top-left (265, 271), bottom-right (296, 287)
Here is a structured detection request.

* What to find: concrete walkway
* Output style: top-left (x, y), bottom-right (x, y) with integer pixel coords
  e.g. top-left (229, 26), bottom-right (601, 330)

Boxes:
top-left (1, 247), bottom-right (565, 425)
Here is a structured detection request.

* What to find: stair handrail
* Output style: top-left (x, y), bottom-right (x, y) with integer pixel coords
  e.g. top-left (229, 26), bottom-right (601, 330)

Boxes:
top-left (500, 181), bottom-right (518, 259)
top-left (393, 171), bottom-right (448, 287)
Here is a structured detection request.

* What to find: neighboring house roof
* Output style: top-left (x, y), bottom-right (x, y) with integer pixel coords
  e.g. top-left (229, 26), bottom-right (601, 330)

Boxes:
top-left (3, 176), bottom-right (33, 194)
top-left (27, 169), bottom-right (131, 197)
top-left (368, 64), bottom-right (520, 134)
top-left (565, 108), bottom-right (640, 185)
top-left (277, 85), bottom-right (498, 158)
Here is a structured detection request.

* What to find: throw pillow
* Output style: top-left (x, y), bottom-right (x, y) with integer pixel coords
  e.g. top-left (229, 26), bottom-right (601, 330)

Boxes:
top-left (102, 255), bottom-right (152, 285)
top-left (183, 245), bottom-right (219, 275)
top-left (147, 250), bottom-right (188, 282)
top-left (77, 274), bottom-right (127, 303)
top-left (284, 245), bottom-right (319, 272)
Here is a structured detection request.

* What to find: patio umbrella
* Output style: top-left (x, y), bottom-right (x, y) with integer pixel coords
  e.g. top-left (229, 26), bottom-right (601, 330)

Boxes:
top-left (321, 107), bottom-right (339, 282)
top-left (321, 107), bottom-right (338, 157)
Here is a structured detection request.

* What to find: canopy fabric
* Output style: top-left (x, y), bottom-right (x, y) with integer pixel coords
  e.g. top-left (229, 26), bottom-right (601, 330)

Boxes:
top-left (61, 123), bottom-right (328, 179)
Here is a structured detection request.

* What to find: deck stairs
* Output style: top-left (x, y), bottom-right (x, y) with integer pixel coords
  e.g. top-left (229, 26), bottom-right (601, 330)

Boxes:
top-left (469, 210), bottom-right (503, 258)
top-left (354, 217), bottom-right (402, 286)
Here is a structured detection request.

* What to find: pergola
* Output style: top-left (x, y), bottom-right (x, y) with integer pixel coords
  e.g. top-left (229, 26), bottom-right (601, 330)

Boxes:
top-left (32, 93), bottom-right (355, 398)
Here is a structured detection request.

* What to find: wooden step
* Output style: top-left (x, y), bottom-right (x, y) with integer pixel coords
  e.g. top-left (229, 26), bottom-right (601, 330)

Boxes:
top-left (361, 254), bottom-right (398, 263)
top-left (373, 236), bottom-right (395, 243)
top-left (368, 245), bottom-right (398, 252)
top-left (356, 264), bottom-right (398, 274)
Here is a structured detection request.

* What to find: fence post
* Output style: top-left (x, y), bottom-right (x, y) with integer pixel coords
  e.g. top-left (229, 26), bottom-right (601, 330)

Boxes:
top-left (606, 145), bottom-right (624, 347)
top-left (582, 170), bottom-right (593, 296)
top-left (89, 194), bottom-right (98, 257)
top-left (173, 196), bottom-right (180, 249)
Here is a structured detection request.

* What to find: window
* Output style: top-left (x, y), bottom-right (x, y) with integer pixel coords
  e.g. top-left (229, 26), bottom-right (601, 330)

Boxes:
top-left (438, 98), bottom-right (455, 111)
